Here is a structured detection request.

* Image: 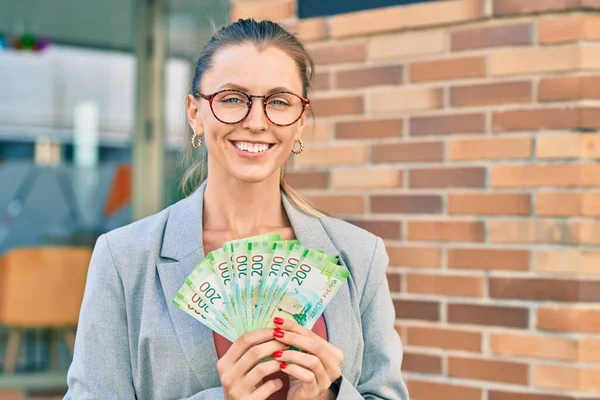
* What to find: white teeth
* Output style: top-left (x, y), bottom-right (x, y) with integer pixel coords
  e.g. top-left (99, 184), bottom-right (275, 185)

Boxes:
top-left (234, 142), bottom-right (270, 153)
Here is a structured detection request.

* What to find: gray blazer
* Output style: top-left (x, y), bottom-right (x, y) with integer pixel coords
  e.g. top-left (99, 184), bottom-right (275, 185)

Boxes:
top-left (65, 181), bottom-right (409, 400)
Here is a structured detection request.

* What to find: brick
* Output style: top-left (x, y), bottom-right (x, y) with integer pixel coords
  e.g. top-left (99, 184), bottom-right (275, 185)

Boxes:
top-left (488, 220), bottom-right (574, 244)
top-left (408, 221), bottom-right (485, 242)
top-left (286, 18), bottom-right (329, 42)
top-left (295, 144), bottom-right (366, 167)
top-left (331, 168), bottom-right (402, 189)
top-left (368, 87), bottom-right (443, 114)
top-left (493, 108), bottom-right (578, 132)
top-left (406, 325), bottom-right (482, 352)
top-left (285, 171), bottom-right (329, 189)
top-left (335, 65), bottom-right (403, 89)
top-left (494, 0), bottom-right (584, 16)
top-left (231, 0), bottom-right (295, 21)
top-left (329, 6), bottom-right (404, 39)
top-left (490, 332), bottom-right (579, 362)
top-left (537, 133), bottom-right (600, 159)
top-left (336, 119), bottom-right (403, 140)
top-left (387, 245), bottom-right (442, 268)
top-left (539, 76), bottom-right (600, 101)
top-left (539, 14), bottom-right (600, 44)
top-left (402, 352), bottom-right (443, 374)
top-left (448, 193), bottom-right (531, 215)
top-left (537, 192), bottom-right (600, 217)
top-left (535, 249), bottom-right (600, 276)
top-left (406, 274), bottom-right (484, 297)
top-left (579, 338), bottom-right (600, 362)
top-left (581, 44), bottom-right (600, 70)
top-left (489, 390), bottom-right (579, 400)
top-left (571, 221), bottom-right (600, 245)
top-left (448, 248), bottom-right (530, 271)
top-left (302, 120), bottom-right (331, 144)
top-left (409, 167), bottom-right (486, 188)
top-left (537, 306), bottom-right (600, 333)
top-left (448, 356), bottom-right (529, 385)
top-left (369, 30), bottom-right (446, 60)
top-left (403, 0), bottom-right (484, 29)
top-left (304, 194), bottom-right (364, 215)
top-left (372, 141), bottom-right (444, 163)
top-left (449, 137), bottom-right (532, 161)
top-left (312, 72), bottom-right (330, 91)
top-left (534, 364), bottom-right (600, 392)
top-left (490, 277), bottom-right (600, 302)
top-left (387, 272), bottom-right (402, 292)
top-left (371, 195), bottom-right (442, 214)
top-left (490, 45), bottom-right (580, 76)
top-left (451, 81), bottom-right (532, 107)
top-left (451, 23), bottom-right (533, 51)
top-left (309, 43), bottom-right (367, 66)
top-left (409, 57), bottom-right (486, 82)
top-left (346, 219), bottom-right (402, 240)
top-left (393, 299), bottom-right (440, 321)
top-left (448, 303), bottom-right (529, 328)
top-left (310, 96), bottom-right (364, 117)
top-left (407, 380), bottom-right (482, 400)
top-left (491, 163), bottom-right (600, 188)
top-left (410, 113), bottom-right (486, 137)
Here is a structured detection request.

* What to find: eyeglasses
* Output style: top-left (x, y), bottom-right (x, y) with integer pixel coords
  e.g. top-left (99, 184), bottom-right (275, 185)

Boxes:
top-left (194, 89), bottom-right (310, 127)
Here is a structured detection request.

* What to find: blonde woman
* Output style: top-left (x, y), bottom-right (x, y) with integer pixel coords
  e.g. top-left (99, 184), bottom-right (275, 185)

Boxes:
top-left (65, 18), bottom-right (409, 400)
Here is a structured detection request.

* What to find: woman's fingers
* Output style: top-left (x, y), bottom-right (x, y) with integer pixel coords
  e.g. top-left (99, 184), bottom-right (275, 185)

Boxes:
top-left (218, 328), bottom-right (280, 372)
top-left (248, 378), bottom-right (283, 400)
top-left (274, 349), bottom-right (328, 388)
top-left (273, 318), bottom-right (343, 364)
top-left (278, 362), bottom-right (320, 397)
top-left (232, 339), bottom-right (287, 377)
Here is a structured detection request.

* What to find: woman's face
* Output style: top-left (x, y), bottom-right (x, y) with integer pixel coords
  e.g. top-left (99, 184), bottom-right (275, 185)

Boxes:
top-left (187, 43), bottom-right (307, 184)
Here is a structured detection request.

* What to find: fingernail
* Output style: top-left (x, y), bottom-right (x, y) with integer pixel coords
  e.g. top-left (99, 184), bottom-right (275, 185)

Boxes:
top-left (274, 328), bottom-right (285, 338)
top-left (279, 362), bottom-right (287, 369)
top-left (273, 351), bottom-right (283, 358)
top-left (274, 317), bottom-right (284, 325)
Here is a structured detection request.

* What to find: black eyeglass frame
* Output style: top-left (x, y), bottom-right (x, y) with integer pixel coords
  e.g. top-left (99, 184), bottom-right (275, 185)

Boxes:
top-left (193, 89), bottom-right (310, 127)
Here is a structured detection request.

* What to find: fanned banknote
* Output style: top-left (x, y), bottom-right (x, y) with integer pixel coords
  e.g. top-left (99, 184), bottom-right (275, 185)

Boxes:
top-left (173, 233), bottom-right (348, 341)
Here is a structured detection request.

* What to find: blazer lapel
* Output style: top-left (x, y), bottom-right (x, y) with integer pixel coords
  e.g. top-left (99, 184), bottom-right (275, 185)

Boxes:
top-left (156, 181), bottom-right (222, 389)
top-left (282, 195), bottom-right (361, 383)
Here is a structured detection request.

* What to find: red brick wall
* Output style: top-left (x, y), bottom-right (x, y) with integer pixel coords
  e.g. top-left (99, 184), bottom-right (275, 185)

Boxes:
top-left (232, 0), bottom-right (600, 398)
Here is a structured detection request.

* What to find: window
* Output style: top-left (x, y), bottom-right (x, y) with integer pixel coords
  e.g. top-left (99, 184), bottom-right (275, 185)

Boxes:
top-left (298, 0), bottom-right (440, 19)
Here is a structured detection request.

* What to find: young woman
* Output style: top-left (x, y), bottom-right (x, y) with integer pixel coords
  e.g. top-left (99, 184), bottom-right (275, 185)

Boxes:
top-left (65, 18), bottom-right (409, 400)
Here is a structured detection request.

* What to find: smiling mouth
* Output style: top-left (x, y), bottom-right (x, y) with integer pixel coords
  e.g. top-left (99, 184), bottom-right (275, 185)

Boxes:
top-left (231, 141), bottom-right (275, 154)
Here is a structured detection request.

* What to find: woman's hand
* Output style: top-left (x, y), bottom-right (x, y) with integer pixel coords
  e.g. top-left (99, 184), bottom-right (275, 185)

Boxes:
top-left (271, 317), bottom-right (344, 400)
top-left (217, 328), bottom-right (289, 400)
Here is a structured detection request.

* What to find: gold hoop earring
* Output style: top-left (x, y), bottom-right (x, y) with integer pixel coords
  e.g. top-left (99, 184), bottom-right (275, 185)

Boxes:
top-left (191, 132), bottom-right (203, 148)
top-left (291, 139), bottom-right (304, 155)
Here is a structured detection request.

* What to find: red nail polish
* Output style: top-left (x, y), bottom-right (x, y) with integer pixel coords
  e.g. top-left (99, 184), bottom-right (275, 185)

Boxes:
top-left (279, 362), bottom-right (287, 369)
top-left (273, 351), bottom-right (283, 358)
top-left (274, 329), bottom-right (285, 338)
top-left (274, 317), bottom-right (284, 325)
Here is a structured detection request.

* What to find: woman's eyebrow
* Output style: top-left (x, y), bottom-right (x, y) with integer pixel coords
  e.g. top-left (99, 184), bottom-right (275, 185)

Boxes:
top-left (217, 82), bottom-right (294, 94)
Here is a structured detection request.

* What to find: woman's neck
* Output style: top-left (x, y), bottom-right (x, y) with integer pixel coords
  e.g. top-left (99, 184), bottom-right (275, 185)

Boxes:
top-left (202, 169), bottom-right (289, 239)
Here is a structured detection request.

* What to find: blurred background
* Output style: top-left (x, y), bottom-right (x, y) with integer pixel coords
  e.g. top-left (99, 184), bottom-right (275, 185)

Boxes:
top-left (1, 0), bottom-right (600, 399)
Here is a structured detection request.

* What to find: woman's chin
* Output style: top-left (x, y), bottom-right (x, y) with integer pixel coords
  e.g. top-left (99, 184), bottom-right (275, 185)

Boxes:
top-left (230, 167), bottom-right (278, 184)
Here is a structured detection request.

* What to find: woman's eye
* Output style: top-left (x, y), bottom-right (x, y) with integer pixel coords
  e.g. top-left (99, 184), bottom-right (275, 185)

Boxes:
top-left (269, 99), bottom-right (289, 107)
top-left (221, 97), bottom-right (244, 104)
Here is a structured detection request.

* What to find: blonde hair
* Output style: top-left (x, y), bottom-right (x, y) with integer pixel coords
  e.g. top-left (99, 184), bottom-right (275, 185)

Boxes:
top-left (179, 18), bottom-right (325, 218)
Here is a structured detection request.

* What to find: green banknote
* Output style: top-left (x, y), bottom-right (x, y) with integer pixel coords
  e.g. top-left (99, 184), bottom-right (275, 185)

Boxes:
top-left (172, 284), bottom-right (237, 342)
top-left (185, 256), bottom-right (240, 337)
top-left (266, 250), bottom-right (347, 330)
top-left (173, 232), bottom-right (348, 340)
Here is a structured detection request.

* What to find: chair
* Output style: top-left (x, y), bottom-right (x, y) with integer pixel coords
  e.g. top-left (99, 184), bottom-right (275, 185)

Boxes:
top-left (0, 247), bottom-right (92, 373)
